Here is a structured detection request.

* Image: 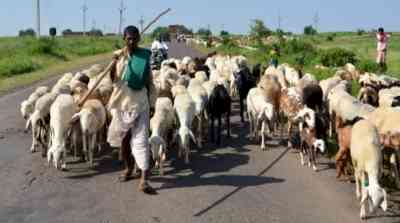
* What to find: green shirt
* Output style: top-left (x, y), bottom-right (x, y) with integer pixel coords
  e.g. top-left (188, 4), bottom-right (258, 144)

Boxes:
top-left (122, 47), bottom-right (152, 90)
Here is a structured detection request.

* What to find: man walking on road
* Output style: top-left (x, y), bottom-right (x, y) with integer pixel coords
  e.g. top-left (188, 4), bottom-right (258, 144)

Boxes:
top-left (107, 25), bottom-right (157, 195)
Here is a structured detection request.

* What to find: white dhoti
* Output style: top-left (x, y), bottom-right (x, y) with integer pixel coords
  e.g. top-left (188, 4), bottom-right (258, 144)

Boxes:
top-left (129, 110), bottom-right (150, 171)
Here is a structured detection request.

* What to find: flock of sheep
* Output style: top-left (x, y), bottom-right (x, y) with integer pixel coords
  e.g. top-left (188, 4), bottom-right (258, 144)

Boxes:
top-left (19, 49), bottom-right (400, 219)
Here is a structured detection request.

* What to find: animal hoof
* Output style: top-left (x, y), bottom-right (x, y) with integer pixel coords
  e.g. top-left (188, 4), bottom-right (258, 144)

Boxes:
top-left (308, 163), bottom-right (312, 168)
top-left (61, 164), bottom-right (67, 171)
top-left (313, 166), bottom-right (318, 172)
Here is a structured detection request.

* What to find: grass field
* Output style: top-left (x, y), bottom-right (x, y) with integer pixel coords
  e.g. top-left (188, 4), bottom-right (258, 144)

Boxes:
top-left (0, 35), bottom-right (152, 93)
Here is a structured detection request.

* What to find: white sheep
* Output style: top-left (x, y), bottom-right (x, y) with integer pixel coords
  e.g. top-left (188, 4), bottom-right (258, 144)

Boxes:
top-left (71, 99), bottom-right (106, 167)
top-left (194, 71), bottom-right (208, 84)
top-left (149, 97), bottom-right (176, 175)
top-left (173, 86), bottom-right (197, 164)
top-left (26, 92), bottom-right (58, 154)
top-left (202, 80), bottom-right (218, 98)
top-left (351, 119), bottom-right (388, 219)
top-left (47, 94), bottom-right (76, 170)
top-left (246, 87), bottom-right (275, 150)
top-left (188, 79), bottom-right (209, 148)
top-left (379, 87), bottom-right (400, 108)
top-left (21, 86), bottom-right (50, 120)
top-left (319, 76), bottom-right (342, 101)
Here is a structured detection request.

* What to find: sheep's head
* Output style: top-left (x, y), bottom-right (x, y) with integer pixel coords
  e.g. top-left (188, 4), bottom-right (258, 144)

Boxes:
top-left (20, 100), bottom-right (34, 120)
top-left (47, 145), bottom-right (64, 170)
top-left (295, 106), bottom-right (316, 129)
top-left (313, 139), bottom-right (326, 153)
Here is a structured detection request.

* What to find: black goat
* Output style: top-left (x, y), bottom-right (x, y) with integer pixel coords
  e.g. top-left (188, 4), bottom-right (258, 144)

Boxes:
top-left (302, 84), bottom-right (323, 112)
top-left (233, 66), bottom-right (256, 122)
top-left (208, 85), bottom-right (231, 145)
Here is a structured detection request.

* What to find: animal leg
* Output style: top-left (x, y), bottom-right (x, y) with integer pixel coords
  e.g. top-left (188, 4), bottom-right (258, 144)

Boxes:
top-left (390, 152), bottom-right (400, 188)
top-left (217, 116), bottom-right (222, 145)
top-left (90, 133), bottom-right (97, 168)
top-left (261, 121), bottom-right (266, 151)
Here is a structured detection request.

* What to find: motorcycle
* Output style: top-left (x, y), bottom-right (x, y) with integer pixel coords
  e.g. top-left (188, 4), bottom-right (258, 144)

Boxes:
top-left (150, 48), bottom-right (168, 70)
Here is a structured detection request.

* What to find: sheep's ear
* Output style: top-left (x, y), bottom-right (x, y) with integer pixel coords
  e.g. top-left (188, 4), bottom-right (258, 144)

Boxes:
top-left (70, 112), bottom-right (81, 124)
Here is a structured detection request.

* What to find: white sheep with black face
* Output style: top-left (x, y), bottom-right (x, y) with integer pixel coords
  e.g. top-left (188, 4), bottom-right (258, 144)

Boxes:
top-left (351, 119), bottom-right (388, 220)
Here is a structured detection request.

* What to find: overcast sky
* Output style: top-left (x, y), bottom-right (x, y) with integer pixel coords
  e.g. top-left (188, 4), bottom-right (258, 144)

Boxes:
top-left (1, 0), bottom-right (399, 36)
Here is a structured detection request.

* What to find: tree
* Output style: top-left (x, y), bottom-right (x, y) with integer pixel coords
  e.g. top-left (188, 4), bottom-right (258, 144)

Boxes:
top-left (49, 27), bottom-right (57, 37)
top-left (89, 29), bottom-right (103, 36)
top-left (151, 26), bottom-right (170, 40)
top-left (197, 28), bottom-right (212, 40)
top-left (304, 25), bottom-right (317, 35)
top-left (220, 30), bottom-right (229, 37)
top-left (249, 19), bottom-right (271, 40)
top-left (19, 28), bottom-right (36, 37)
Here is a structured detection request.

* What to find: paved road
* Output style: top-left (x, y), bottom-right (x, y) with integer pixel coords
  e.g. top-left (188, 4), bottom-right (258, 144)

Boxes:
top-left (0, 42), bottom-right (399, 223)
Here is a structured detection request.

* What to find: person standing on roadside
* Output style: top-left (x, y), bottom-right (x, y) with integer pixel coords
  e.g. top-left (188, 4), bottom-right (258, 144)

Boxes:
top-left (376, 27), bottom-right (390, 72)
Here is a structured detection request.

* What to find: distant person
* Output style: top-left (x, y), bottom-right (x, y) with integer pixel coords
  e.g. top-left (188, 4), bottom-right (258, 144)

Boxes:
top-left (376, 27), bottom-right (390, 71)
top-left (269, 46), bottom-right (279, 68)
top-left (151, 36), bottom-right (168, 58)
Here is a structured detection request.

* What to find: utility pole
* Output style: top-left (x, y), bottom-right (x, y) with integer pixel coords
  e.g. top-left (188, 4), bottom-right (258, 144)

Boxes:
top-left (313, 11), bottom-right (320, 32)
top-left (35, 0), bottom-right (41, 38)
top-left (82, 1), bottom-right (88, 36)
top-left (277, 10), bottom-right (283, 30)
top-left (118, 0), bottom-right (127, 35)
top-left (139, 16), bottom-right (145, 32)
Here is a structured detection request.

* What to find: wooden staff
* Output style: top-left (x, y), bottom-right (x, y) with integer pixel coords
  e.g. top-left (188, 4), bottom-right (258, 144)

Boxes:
top-left (78, 8), bottom-right (172, 107)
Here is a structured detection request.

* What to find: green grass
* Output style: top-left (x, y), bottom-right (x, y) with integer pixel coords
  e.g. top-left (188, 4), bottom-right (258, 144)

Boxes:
top-left (0, 35), bottom-right (152, 93)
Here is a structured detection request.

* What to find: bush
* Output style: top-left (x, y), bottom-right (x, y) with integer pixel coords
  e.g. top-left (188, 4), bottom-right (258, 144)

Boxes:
top-left (304, 25), bottom-right (317, 35)
top-left (357, 59), bottom-right (380, 73)
top-left (0, 55), bottom-right (40, 77)
top-left (357, 29), bottom-right (365, 36)
top-left (326, 35), bottom-right (334, 41)
top-left (318, 48), bottom-right (357, 67)
top-left (49, 27), bottom-right (57, 37)
top-left (28, 38), bottom-right (59, 56)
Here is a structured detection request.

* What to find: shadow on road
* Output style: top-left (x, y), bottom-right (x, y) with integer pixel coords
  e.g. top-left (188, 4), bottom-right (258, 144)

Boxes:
top-left (192, 147), bottom-right (290, 217)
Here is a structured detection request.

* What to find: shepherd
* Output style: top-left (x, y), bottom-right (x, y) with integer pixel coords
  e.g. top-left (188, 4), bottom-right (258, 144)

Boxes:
top-left (107, 25), bottom-right (157, 194)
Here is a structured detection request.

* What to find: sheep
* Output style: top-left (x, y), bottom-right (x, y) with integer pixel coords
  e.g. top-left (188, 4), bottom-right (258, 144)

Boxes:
top-left (25, 92), bottom-right (58, 155)
top-left (88, 71), bottom-right (113, 106)
top-left (257, 75), bottom-right (281, 135)
top-left (296, 73), bottom-right (318, 97)
top-left (294, 107), bottom-right (326, 171)
top-left (187, 79), bottom-right (209, 148)
top-left (365, 107), bottom-right (400, 188)
top-left (343, 63), bottom-right (360, 81)
top-left (279, 87), bottom-right (303, 137)
top-left (172, 86), bottom-right (197, 164)
top-left (302, 84), bottom-right (323, 112)
top-left (378, 87), bottom-right (400, 108)
top-left (350, 120), bottom-right (388, 219)
top-left (71, 99), bottom-right (107, 167)
top-left (149, 97), bottom-right (176, 175)
top-left (21, 86), bottom-right (50, 120)
top-left (319, 76), bottom-right (342, 101)
top-left (246, 87), bottom-right (275, 150)
top-left (358, 86), bottom-right (379, 107)
top-left (264, 65), bottom-right (289, 89)
top-left (202, 80), bottom-right (218, 98)
top-left (207, 85), bottom-right (231, 145)
top-left (47, 94), bottom-right (76, 170)
top-left (194, 71), bottom-right (208, 84)
top-left (232, 65), bottom-right (256, 122)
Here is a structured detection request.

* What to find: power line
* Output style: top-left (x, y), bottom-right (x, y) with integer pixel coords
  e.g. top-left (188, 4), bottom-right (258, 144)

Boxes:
top-left (118, 0), bottom-right (127, 35)
top-left (35, 0), bottom-right (41, 38)
top-left (82, 1), bottom-right (88, 36)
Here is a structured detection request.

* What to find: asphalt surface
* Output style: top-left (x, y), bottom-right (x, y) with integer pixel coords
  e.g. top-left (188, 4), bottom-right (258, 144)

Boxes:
top-left (0, 42), bottom-right (399, 223)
